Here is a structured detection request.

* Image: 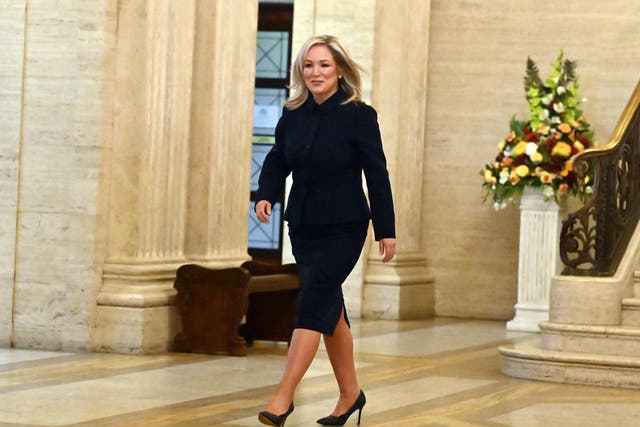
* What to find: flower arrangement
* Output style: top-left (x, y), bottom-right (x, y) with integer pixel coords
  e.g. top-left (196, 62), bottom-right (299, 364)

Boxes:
top-left (481, 52), bottom-right (594, 210)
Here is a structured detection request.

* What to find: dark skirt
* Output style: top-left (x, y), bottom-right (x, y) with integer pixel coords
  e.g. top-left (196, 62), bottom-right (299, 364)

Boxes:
top-left (288, 221), bottom-right (368, 335)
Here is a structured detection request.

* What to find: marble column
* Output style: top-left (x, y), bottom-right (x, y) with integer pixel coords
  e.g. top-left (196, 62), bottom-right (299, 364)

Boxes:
top-left (94, 0), bottom-right (258, 353)
top-left (184, 0), bottom-right (257, 268)
top-left (507, 187), bottom-right (561, 332)
top-left (362, 0), bottom-right (435, 319)
top-left (94, 0), bottom-right (196, 353)
top-left (289, 0), bottom-right (377, 317)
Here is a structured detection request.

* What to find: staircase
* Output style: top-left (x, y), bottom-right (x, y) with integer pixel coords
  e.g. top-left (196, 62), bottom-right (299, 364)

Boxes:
top-left (500, 80), bottom-right (640, 389)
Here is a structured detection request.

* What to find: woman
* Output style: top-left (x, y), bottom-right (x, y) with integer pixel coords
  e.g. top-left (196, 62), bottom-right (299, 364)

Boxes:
top-left (255, 34), bottom-right (396, 427)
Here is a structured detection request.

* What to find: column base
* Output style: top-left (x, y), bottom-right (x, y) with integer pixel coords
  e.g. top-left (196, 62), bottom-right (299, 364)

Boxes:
top-left (93, 305), bottom-right (180, 354)
top-left (362, 282), bottom-right (434, 319)
top-left (506, 303), bottom-right (549, 332)
top-left (362, 251), bottom-right (434, 320)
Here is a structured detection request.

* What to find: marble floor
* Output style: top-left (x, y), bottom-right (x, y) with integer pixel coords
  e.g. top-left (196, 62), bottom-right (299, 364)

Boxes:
top-left (2, 318), bottom-right (640, 426)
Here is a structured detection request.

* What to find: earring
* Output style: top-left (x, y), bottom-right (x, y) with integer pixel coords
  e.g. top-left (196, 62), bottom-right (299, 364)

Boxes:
top-left (339, 75), bottom-right (343, 79)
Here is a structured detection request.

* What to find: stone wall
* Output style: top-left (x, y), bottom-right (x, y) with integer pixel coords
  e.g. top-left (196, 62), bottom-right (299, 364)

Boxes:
top-left (0, 0), bottom-right (116, 349)
top-left (0, 0), bottom-right (27, 346)
top-left (2, 0), bottom-right (640, 352)
top-left (425, 0), bottom-right (640, 319)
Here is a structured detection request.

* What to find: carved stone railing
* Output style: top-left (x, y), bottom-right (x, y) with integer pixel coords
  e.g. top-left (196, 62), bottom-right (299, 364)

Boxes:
top-left (560, 81), bottom-right (640, 276)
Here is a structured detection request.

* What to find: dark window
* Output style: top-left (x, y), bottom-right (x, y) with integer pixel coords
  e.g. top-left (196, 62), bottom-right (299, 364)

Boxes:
top-left (248, 2), bottom-right (293, 263)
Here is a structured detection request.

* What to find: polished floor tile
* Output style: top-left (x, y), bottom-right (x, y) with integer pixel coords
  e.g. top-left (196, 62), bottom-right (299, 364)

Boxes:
top-left (1, 318), bottom-right (640, 426)
top-left (0, 349), bottom-right (72, 365)
top-left (353, 320), bottom-right (528, 357)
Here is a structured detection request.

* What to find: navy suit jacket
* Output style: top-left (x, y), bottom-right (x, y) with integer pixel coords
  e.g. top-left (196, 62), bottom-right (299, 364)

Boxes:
top-left (255, 89), bottom-right (395, 241)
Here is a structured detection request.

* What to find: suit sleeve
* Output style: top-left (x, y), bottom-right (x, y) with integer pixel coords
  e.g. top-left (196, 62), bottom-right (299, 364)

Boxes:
top-left (356, 104), bottom-right (396, 240)
top-left (255, 112), bottom-right (290, 208)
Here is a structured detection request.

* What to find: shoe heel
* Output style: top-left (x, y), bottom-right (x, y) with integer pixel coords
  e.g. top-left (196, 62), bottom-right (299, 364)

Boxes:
top-left (357, 407), bottom-right (363, 425)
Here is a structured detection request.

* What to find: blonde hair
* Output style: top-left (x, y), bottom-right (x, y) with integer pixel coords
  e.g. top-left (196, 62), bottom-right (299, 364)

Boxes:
top-left (285, 35), bottom-right (363, 109)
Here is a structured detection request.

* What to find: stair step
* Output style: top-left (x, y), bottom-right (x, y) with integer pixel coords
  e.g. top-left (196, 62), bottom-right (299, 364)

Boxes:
top-left (540, 321), bottom-right (640, 357)
top-left (633, 271), bottom-right (640, 296)
top-left (500, 338), bottom-right (640, 389)
top-left (622, 298), bottom-right (640, 326)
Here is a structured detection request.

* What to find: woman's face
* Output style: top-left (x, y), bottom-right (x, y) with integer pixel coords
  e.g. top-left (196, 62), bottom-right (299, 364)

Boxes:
top-left (303, 45), bottom-right (340, 103)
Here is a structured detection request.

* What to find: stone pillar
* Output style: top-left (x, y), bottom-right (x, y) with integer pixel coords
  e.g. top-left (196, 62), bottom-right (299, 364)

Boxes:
top-left (94, 0), bottom-right (197, 353)
top-left (362, 0), bottom-right (434, 319)
top-left (507, 188), bottom-right (561, 332)
top-left (93, 0), bottom-right (258, 353)
top-left (185, 0), bottom-right (257, 268)
top-left (290, 0), bottom-right (377, 317)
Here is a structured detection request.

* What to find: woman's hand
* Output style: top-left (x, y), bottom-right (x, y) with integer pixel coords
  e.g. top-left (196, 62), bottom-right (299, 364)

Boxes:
top-left (255, 200), bottom-right (272, 224)
top-left (378, 238), bottom-right (396, 263)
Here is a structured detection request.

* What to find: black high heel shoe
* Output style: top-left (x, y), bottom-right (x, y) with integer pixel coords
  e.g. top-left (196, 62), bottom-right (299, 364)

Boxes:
top-left (258, 402), bottom-right (294, 427)
top-left (316, 390), bottom-right (366, 426)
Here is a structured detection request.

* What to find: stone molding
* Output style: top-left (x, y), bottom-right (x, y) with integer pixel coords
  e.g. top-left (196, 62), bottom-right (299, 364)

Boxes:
top-left (362, 0), bottom-right (434, 319)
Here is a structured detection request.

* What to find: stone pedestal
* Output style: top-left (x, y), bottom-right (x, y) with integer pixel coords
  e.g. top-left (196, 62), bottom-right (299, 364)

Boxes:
top-left (506, 187), bottom-right (561, 332)
top-left (362, 0), bottom-right (434, 319)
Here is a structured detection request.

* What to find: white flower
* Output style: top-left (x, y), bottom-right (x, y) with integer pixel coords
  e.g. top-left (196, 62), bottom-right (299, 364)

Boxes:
top-left (541, 94), bottom-right (554, 105)
top-left (493, 201), bottom-right (508, 210)
top-left (553, 102), bottom-right (565, 113)
top-left (585, 186), bottom-right (593, 194)
top-left (525, 142), bottom-right (538, 156)
top-left (503, 147), bottom-right (513, 157)
top-left (557, 86), bottom-right (566, 95)
top-left (499, 170), bottom-right (510, 184)
top-left (551, 116), bottom-right (561, 124)
top-left (539, 109), bottom-right (550, 121)
top-left (543, 185), bottom-right (555, 198)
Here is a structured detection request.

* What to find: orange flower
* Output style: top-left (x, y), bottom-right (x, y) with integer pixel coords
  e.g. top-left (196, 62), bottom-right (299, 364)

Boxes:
top-left (558, 123), bottom-right (571, 133)
top-left (503, 157), bottom-right (513, 166)
top-left (559, 183), bottom-right (569, 193)
top-left (539, 171), bottom-right (555, 183)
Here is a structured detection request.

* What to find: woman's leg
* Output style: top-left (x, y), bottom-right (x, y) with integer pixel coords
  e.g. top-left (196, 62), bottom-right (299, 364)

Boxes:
top-left (322, 309), bottom-right (361, 415)
top-left (266, 327), bottom-right (321, 414)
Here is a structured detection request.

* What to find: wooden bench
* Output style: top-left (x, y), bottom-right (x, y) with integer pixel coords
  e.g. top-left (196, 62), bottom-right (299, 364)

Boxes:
top-left (172, 261), bottom-right (300, 356)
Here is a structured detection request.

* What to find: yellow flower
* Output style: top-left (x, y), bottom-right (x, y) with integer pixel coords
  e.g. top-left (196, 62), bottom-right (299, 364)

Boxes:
top-left (552, 142), bottom-right (572, 157)
top-left (574, 141), bottom-right (585, 152)
top-left (498, 140), bottom-right (506, 151)
top-left (515, 165), bottom-right (530, 177)
top-left (537, 125), bottom-right (550, 135)
top-left (530, 151), bottom-right (543, 163)
top-left (513, 141), bottom-right (527, 156)
top-left (484, 170), bottom-right (494, 183)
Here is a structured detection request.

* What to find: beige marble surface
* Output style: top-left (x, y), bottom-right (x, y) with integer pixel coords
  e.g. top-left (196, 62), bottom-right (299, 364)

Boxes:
top-left (0, 0), bottom-right (25, 346)
top-left (4, 318), bottom-right (640, 426)
top-left (424, 0), bottom-right (640, 320)
top-left (492, 403), bottom-right (640, 427)
top-left (9, 0), bottom-right (114, 351)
